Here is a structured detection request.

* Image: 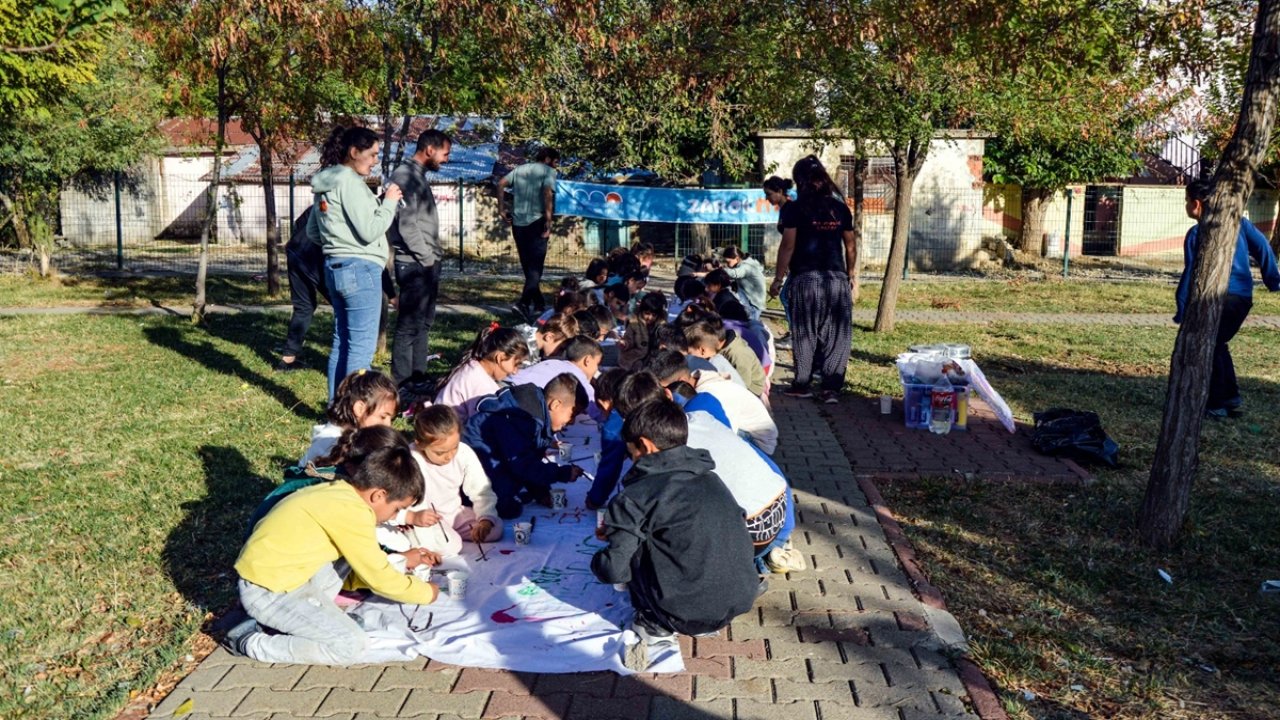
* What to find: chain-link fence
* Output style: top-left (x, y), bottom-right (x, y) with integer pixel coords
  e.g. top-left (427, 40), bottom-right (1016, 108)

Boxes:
top-left (11, 169), bottom-right (1276, 282)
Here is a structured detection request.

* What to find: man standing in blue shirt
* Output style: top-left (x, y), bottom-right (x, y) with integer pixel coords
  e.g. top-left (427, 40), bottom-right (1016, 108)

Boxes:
top-left (1175, 180), bottom-right (1280, 417)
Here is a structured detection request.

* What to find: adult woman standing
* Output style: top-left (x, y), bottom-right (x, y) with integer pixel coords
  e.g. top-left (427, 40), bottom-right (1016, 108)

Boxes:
top-left (762, 176), bottom-right (794, 346)
top-left (307, 126), bottom-right (402, 401)
top-left (768, 156), bottom-right (856, 404)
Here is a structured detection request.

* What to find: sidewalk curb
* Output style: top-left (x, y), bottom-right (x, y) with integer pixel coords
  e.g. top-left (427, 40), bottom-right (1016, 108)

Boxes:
top-left (855, 473), bottom-right (1010, 720)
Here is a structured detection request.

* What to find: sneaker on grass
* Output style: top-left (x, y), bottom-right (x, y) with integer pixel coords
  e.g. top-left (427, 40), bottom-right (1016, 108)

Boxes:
top-left (782, 384), bottom-right (813, 399)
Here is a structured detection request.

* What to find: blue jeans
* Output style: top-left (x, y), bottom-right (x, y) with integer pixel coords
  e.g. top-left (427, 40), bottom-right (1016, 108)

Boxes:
top-left (779, 275), bottom-right (792, 328)
top-left (325, 256), bottom-right (384, 402)
top-left (238, 561), bottom-right (366, 665)
top-left (754, 485), bottom-right (796, 574)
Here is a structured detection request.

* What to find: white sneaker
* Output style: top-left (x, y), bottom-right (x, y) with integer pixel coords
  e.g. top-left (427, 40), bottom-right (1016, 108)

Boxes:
top-left (221, 617), bottom-right (259, 656)
top-left (766, 541), bottom-right (808, 573)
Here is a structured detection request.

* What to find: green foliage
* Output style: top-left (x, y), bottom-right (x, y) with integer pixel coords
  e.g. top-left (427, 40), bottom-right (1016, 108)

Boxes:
top-left (985, 132), bottom-right (1146, 189)
top-left (0, 0), bottom-right (127, 113)
top-left (0, 31), bottom-right (163, 252)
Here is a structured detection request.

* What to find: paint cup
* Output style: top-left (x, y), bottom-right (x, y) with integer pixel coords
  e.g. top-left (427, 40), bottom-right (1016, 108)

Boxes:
top-left (514, 522), bottom-right (532, 545)
top-left (412, 564), bottom-right (432, 582)
top-left (596, 508), bottom-right (606, 529)
top-left (880, 395), bottom-right (892, 415)
top-left (557, 442), bottom-right (572, 466)
top-left (551, 487), bottom-right (567, 509)
top-left (448, 571), bottom-right (469, 599)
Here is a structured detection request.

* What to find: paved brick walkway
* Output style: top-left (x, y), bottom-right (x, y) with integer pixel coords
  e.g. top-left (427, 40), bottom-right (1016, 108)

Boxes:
top-left (819, 394), bottom-right (1092, 485)
top-left (143, 394), bottom-right (983, 720)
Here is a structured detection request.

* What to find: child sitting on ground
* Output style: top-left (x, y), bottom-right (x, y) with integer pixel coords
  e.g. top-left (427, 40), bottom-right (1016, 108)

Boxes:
top-left (645, 349), bottom-right (777, 454)
top-left (229, 437), bottom-right (437, 666)
top-left (630, 241), bottom-right (656, 271)
top-left (702, 268), bottom-right (751, 323)
top-left (507, 335), bottom-right (604, 411)
top-left (532, 313), bottom-right (579, 361)
top-left (591, 399), bottom-right (759, 670)
top-left (379, 405), bottom-right (503, 558)
top-left (601, 284), bottom-right (630, 332)
top-left (463, 373), bottom-right (587, 518)
top-left (300, 370), bottom-right (398, 467)
top-left (536, 283), bottom-right (586, 325)
top-left (585, 368), bottom-right (630, 509)
top-left (619, 291), bottom-right (666, 370)
top-left (684, 317), bottom-right (766, 397)
top-left (434, 326), bottom-right (529, 424)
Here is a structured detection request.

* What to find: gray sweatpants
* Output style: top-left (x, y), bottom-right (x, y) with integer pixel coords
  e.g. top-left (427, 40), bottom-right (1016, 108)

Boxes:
top-left (789, 270), bottom-right (853, 391)
top-left (238, 561), bottom-right (367, 665)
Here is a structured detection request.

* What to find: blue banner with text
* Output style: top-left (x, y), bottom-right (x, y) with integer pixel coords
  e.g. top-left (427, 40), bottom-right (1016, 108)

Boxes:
top-left (555, 181), bottom-right (780, 224)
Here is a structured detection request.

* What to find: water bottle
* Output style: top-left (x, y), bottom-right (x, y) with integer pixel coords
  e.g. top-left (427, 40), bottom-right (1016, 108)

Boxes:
top-left (930, 376), bottom-right (955, 435)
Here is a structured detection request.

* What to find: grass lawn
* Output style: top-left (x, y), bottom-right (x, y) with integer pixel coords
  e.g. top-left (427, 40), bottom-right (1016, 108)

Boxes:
top-left (0, 311), bottom-right (490, 720)
top-left (844, 321), bottom-right (1280, 719)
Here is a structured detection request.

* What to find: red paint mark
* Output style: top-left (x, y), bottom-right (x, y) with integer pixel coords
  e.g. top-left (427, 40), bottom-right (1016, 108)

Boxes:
top-left (499, 549), bottom-right (514, 555)
top-left (491, 604), bottom-right (520, 624)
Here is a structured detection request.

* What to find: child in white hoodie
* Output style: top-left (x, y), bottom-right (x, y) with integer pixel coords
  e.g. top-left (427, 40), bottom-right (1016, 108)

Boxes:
top-left (378, 405), bottom-right (503, 557)
top-left (299, 370), bottom-right (398, 467)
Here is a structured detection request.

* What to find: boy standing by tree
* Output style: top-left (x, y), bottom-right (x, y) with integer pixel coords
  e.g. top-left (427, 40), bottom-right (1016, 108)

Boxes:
top-left (1177, 180), bottom-right (1280, 417)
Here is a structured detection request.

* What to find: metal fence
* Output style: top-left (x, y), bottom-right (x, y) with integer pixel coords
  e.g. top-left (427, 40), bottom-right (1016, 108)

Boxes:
top-left (10, 170), bottom-right (1274, 282)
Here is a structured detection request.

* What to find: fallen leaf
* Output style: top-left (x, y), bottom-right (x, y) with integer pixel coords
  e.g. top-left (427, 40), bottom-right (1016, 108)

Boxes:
top-left (174, 698), bottom-right (194, 716)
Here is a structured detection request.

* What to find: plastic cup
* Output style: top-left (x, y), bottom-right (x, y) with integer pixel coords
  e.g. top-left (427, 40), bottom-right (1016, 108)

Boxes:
top-left (557, 442), bottom-right (572, 466)
top-left (448, 571), bottom-right (469, 599)
top-left (596, 508), bottom-right (606, 529)
top-left (514, 522), bottom-right (532, 545)
top-left (551, 488), bottom-right (567, 509)
top-left (880, 395), bottom-right (892, 415)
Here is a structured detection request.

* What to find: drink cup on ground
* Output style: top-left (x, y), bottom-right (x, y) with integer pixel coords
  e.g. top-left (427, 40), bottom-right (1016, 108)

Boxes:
top-left (879, 395), bottom-right (892, 414)
top-left (551, 488), bottom-right (567, 509)
top-left (514, 522), bottom-right (532, 545)
top-left (448, 571), bottom-right (469, 599)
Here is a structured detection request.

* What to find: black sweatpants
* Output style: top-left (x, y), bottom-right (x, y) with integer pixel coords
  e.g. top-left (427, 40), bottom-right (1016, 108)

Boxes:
top-left (513, 219), bottom-right (548, 311)
top-left (281, 246), bottom-right (328, 359)
top-left (1209, 293), bottom-right (1252, 410)
top-left (391, 261), bottom-right (442, 385)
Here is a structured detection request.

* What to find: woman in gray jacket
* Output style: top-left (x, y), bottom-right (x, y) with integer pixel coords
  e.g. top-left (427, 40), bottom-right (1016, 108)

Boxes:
top-left (307, 127), bottom-right (402, 401)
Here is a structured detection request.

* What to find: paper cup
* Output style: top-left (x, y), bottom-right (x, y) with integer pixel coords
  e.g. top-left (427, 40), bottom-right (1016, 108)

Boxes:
top-left (879, 395), bottom-right (892, 414)
top-left (387, 553), bottom-right (408, 573)
top-left (551, 488), bottom-right (567, 509)
top-left (557, 442), bottom-right (572, 466)
top-left (412, 564), bottom-right (432, 582)
top-left (596, 508), bottom-right (606, 529)
top-left (514, 522), bottom-right (532, 545)
top-left (447, 571), bottom-right (469, 599)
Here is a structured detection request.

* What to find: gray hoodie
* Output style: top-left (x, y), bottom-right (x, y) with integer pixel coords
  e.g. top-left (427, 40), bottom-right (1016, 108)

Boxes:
top-left (306, 165), bottom-right (396, 266)
top-left (388, 159), bottom-right (441, 266)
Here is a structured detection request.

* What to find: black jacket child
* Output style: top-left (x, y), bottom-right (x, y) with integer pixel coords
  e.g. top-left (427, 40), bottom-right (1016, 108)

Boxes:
top-left (463, 383), bottom-right (574, 519)
top-left (591, 445), bottom-right (758, 636)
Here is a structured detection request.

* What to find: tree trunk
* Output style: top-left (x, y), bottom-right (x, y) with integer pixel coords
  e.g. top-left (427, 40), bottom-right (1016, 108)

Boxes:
top-left (1138, 0), bottom-right (1280, 550)
top-left (259, 143), bottom-right (281, 296)
top-left (195, 68), bottom-right (229, 323)
top-left (851, 143), bottom-right (867, 305)
top-left (874, 138), bottom-right (928, 333)
top-left (1019, 187), bottom-right (1055, 255)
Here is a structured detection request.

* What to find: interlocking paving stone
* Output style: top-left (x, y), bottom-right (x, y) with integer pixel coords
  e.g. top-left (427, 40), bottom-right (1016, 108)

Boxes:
top-left (482, 691), bottom-right (570, 719)
top-left (295, 665), bottom-right (385, 692)
top-left (647, 696), bottom-right (733, 720)
top-left (372, 665), bottom-right (459, 692)
top-left (729, 657), bottom-right (808, 682)
top-left (400, 688), bottom-right (489, 718)
top-left (613, 673), bottom-right (693, 701)
top-left (691, 675), bottom-right (771, 701)
top-left (771, 679), bottom-right (858, 705)
top-left (530, 672), bottom-right (614, 697)
top-left (232, 687), bottom-right (330, 716)
top-left (315, 688), bottom-right (409, 717)
top-left (693, 638), bottom-right (766, 659)
top-left (564, 695), bottom-right (651, 720)
top-left (151, 688), bottom-right (252, 717)
top-left (451, 668), bottom-right (534, 695)
top-left (732, 700), bottom-right (818, 720)
top-left (217, 664), bottom-right (307, 691)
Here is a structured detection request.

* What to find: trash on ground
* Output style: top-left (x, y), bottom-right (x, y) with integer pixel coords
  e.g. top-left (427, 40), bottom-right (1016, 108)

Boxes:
top-left (1030, 408), bottom-right (1120, 467)
top-left (1157, 568), bottom-right (1173, 584)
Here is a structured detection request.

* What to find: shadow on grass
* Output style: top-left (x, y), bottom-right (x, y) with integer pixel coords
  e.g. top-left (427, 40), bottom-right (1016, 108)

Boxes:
top-left (163, 445), bottom-right (275, 614)
top-left (143, 317), bottom-right (322, 421)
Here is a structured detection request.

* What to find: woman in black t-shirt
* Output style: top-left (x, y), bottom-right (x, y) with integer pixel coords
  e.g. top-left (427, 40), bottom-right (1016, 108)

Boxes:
top-left (768, 155), bottom-right (857, 404)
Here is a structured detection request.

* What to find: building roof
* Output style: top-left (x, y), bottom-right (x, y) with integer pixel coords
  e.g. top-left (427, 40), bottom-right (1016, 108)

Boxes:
top-left (192, 116), bottom-right (506, 184)
top-left (158, 118), bottom-right (256, 150)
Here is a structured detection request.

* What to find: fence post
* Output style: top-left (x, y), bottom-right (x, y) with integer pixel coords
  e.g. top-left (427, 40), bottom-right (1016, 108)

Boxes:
top-left (457, 178), bottom-right (465, 272)
top-left (288, 170), bottom-right (295, 225)
top-left (113, 170), bottom-right (124, 270)
top-left (1062, 188), bottom-right (1074, 279)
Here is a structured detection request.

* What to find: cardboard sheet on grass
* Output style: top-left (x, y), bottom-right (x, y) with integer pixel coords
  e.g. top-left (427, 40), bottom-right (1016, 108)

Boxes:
top-left (348, 420), bottom-right (685, 674)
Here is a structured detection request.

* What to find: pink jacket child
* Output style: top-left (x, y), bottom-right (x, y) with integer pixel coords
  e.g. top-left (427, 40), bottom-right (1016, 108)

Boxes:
top-left (376, 406), bottom-right (503, 558)
top-left (433, 326), bottom-right (529, 424)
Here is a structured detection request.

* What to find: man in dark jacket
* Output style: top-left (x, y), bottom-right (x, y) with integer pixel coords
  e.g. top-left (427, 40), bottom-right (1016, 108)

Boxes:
top-left (592, 399), bottom-right (759, 670)
top-left (462, 373), bottom-right (585, 519)
top-left (389, 129), bottom-right (451, 386)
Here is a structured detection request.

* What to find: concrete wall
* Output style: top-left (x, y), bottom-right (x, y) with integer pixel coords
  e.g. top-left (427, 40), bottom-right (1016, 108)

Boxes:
top-left (759, 137), bottom-right (988, 270)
